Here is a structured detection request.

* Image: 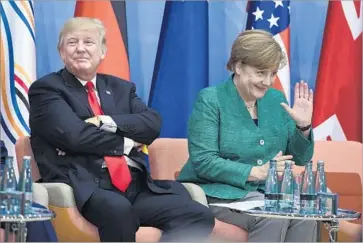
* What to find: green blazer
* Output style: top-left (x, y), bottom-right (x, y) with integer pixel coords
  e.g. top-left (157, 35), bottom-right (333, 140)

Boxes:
top-left (177, 77), bottom-right (314, 200)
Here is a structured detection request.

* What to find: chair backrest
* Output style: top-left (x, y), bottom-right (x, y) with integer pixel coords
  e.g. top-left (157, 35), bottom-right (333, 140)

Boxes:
top-left (312, 140), bottom-right (362, 222)
top-left (15, 136), bottom-right (41, 182)
top-left (148, 138), bottom-right (188, 180)
top-left (148, 139), bottom-right (362, 214)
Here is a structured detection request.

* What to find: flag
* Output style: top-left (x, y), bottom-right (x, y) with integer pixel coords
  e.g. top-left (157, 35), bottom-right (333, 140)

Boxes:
top-left (74, 0), bottom-right (130, 80)
top-left (246, 0), bottom-right (291, 103)
top-left (148, 1), bottom-right (209, 138)
top-left (312, 1), bottom-right (362, 142)
top-left (0, 1), bottom-right (36, 160)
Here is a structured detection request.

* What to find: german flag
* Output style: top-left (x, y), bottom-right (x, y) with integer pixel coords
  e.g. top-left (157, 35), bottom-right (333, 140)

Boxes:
top-left (74, 0), bottom-right (130, 81)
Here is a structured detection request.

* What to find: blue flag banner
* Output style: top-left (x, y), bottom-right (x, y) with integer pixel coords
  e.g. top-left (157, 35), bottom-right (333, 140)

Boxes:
top-left (149, 1), bottom-right (209, 138)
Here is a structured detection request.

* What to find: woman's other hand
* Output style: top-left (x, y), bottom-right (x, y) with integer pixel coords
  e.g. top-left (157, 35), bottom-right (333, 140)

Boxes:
top-left (249, 151), bottom-right (293, 181)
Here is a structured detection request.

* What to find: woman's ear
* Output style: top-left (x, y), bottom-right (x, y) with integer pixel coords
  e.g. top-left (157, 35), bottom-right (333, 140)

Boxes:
top-left (235, 63), bottom-right (242, 75)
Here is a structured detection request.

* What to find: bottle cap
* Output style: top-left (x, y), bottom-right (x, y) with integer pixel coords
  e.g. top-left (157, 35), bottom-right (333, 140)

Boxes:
top-left (270, 159), bottom-right (277, 164)
top-left (23, 156), bottom-right (31, 160)
top-left (317, 160), bottom-right (324, 165)
top-left (285, 160), bottom-right (292, 165)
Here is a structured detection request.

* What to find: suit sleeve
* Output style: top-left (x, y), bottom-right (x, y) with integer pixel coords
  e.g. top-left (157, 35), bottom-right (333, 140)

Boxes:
top-left (110, 82), bottom-right (161, 145)
top-left (29, 80), bottom-right (125, 156)
top-left (188, 89), bottom-right (253, 189)
top-left (280, 93), bottom-right (314, 166)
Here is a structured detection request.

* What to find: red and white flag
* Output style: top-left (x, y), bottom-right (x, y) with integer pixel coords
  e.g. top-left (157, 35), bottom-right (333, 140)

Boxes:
top-left (313, 1), bottom-right (362, 142)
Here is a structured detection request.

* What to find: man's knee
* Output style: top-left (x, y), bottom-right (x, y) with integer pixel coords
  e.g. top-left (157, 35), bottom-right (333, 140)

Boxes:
top-left (164, 202), bottom-right (215, 241)
top-left (185, 202), bottom-right (215, 230)
top-left (102, 196), bottom-right (140, 230)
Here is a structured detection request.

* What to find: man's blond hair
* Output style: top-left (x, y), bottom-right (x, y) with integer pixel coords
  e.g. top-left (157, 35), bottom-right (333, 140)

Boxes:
top-left (57, 17), bottom-right (107, 53)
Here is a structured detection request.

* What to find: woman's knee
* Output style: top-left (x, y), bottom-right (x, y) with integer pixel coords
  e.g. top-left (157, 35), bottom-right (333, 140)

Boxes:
top-left (253, 217), bottom-right (290, 231)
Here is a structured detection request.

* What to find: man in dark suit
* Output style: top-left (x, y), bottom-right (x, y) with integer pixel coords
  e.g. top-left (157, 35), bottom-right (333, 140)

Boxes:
top-left (28, 17), bottom-right (214, 242)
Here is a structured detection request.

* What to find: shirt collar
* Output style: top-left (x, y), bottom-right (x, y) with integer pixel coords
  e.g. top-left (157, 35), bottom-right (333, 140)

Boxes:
top-left (77, 76), bottom-right (97, 88)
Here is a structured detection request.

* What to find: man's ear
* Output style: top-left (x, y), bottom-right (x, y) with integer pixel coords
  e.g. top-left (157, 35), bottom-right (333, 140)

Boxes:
top-left (59, 48), bottom-right (66, 63)
top-left (100, 46), bottom-right (107, 60)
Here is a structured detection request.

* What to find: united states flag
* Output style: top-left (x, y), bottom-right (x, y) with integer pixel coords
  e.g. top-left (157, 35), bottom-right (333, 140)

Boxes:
top-left (246, 0), bottom-right (291, 104)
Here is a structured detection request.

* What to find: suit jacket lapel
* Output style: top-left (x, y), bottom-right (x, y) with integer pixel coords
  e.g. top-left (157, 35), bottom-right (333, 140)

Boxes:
top-left (226, 77), bottom-right (251, 118)
top-left (60, 68), bottom-right (93, 116)
top-left (96, 75), bottom-right (115, 115)
top-left (226, 76), bottom-right (262, 130)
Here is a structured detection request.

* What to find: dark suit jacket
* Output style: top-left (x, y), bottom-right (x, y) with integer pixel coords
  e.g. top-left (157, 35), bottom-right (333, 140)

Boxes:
top-left (28, 68), bottom-right (173, 210)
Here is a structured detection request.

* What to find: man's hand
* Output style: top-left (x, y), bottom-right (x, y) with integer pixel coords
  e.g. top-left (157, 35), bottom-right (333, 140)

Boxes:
top-left (85, 116), bottom-right (101, 127)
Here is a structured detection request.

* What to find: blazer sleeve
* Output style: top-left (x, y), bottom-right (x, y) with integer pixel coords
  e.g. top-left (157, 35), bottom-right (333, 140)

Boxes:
top-left (29, 79), bottom-right (125, 156)
top-left (280, 94), bottom-right (314, 166)
top-left (110, 82), bottom-right (161, 145)
top-left (188, 89), bottom-right (253, 188)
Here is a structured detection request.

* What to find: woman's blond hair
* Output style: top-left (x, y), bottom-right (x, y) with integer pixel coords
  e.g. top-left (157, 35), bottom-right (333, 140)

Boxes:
top-left (226, 29), bottom-right (286, 72)
top-left (57, 17), bottom-right (107, 53)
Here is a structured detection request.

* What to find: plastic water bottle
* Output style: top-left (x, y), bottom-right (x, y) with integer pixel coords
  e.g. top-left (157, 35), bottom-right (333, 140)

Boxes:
top-left (264, 159), bottom-right (280, 212)
top-left (0, 156), bottom-right (4, 187)
top-left (0, 157), bottom-right (4, 215)
top-left (279, 161), bottom-right (294, 212)
top-left (1, 156), bottom-right (20, 214)
top-left (0, 158), bottom-right (4, 190)
top-left (300, 161), bottom-right (316, 214)
top-left (18, 156), bottom-right (33, 214)
top-left (315, 160), bottom-right (327, 214)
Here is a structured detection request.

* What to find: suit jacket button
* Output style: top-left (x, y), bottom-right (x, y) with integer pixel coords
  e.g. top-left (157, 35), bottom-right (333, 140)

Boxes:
top-left (113, 150), bottom-right (117, 154)
top-left (94, 178), bottom-right (100, 184)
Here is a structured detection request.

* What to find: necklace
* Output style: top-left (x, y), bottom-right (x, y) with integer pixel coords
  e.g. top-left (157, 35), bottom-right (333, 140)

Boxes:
top-left (246, 103), bottom-right (256, 109)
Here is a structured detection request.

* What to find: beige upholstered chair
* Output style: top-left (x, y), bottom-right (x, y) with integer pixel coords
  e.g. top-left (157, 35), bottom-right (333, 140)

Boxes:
top-left (149, 139), bottom-right (363, 242)
top-left (148, 138), bottom-right (249, 241)
top-left (15, 136), bottom-right (162, 242)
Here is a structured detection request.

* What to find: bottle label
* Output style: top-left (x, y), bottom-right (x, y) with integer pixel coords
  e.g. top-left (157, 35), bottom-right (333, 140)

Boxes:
top-left (265, 193), bottom-right (282, 200)
top-left (300, 194), bottom-right (317, 200)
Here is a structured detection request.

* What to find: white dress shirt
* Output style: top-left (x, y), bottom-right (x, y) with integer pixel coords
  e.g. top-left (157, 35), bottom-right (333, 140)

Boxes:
top-left (78, 77), bottom-right (142, 170)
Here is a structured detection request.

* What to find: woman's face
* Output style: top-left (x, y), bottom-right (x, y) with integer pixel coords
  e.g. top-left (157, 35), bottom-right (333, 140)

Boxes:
top-left (234, 64), bottom-right (278, 100)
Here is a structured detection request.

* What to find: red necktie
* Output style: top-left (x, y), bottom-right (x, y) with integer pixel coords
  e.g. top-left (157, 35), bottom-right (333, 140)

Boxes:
top-left (85, 82), bottom-right (131, 192)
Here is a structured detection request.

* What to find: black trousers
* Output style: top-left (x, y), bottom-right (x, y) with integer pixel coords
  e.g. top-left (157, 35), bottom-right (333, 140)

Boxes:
top-left (81, 167), bottom-right (214, 242)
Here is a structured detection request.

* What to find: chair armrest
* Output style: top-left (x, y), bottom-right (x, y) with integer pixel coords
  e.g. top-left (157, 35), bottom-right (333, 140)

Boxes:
top-left (181, 183), bottom-right (208, 207)
top-left (32, 183), bottom-right (49, 207)
top-left (41, 183), bottom-right (76, 208)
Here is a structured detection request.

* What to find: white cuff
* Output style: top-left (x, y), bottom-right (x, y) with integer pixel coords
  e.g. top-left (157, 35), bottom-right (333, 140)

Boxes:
top-left (124, 138), bottom-right (134, 155)
top-left (99, 115), bottom-right (117, 133)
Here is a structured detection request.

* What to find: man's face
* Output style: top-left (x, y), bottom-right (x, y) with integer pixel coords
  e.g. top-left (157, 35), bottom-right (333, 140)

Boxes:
top-left (59, 28), bottom-right (105, 78)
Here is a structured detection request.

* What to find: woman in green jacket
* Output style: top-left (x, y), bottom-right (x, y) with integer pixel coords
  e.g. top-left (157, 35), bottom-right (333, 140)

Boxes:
top-left (178, 29), bottom-right (316, 242)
